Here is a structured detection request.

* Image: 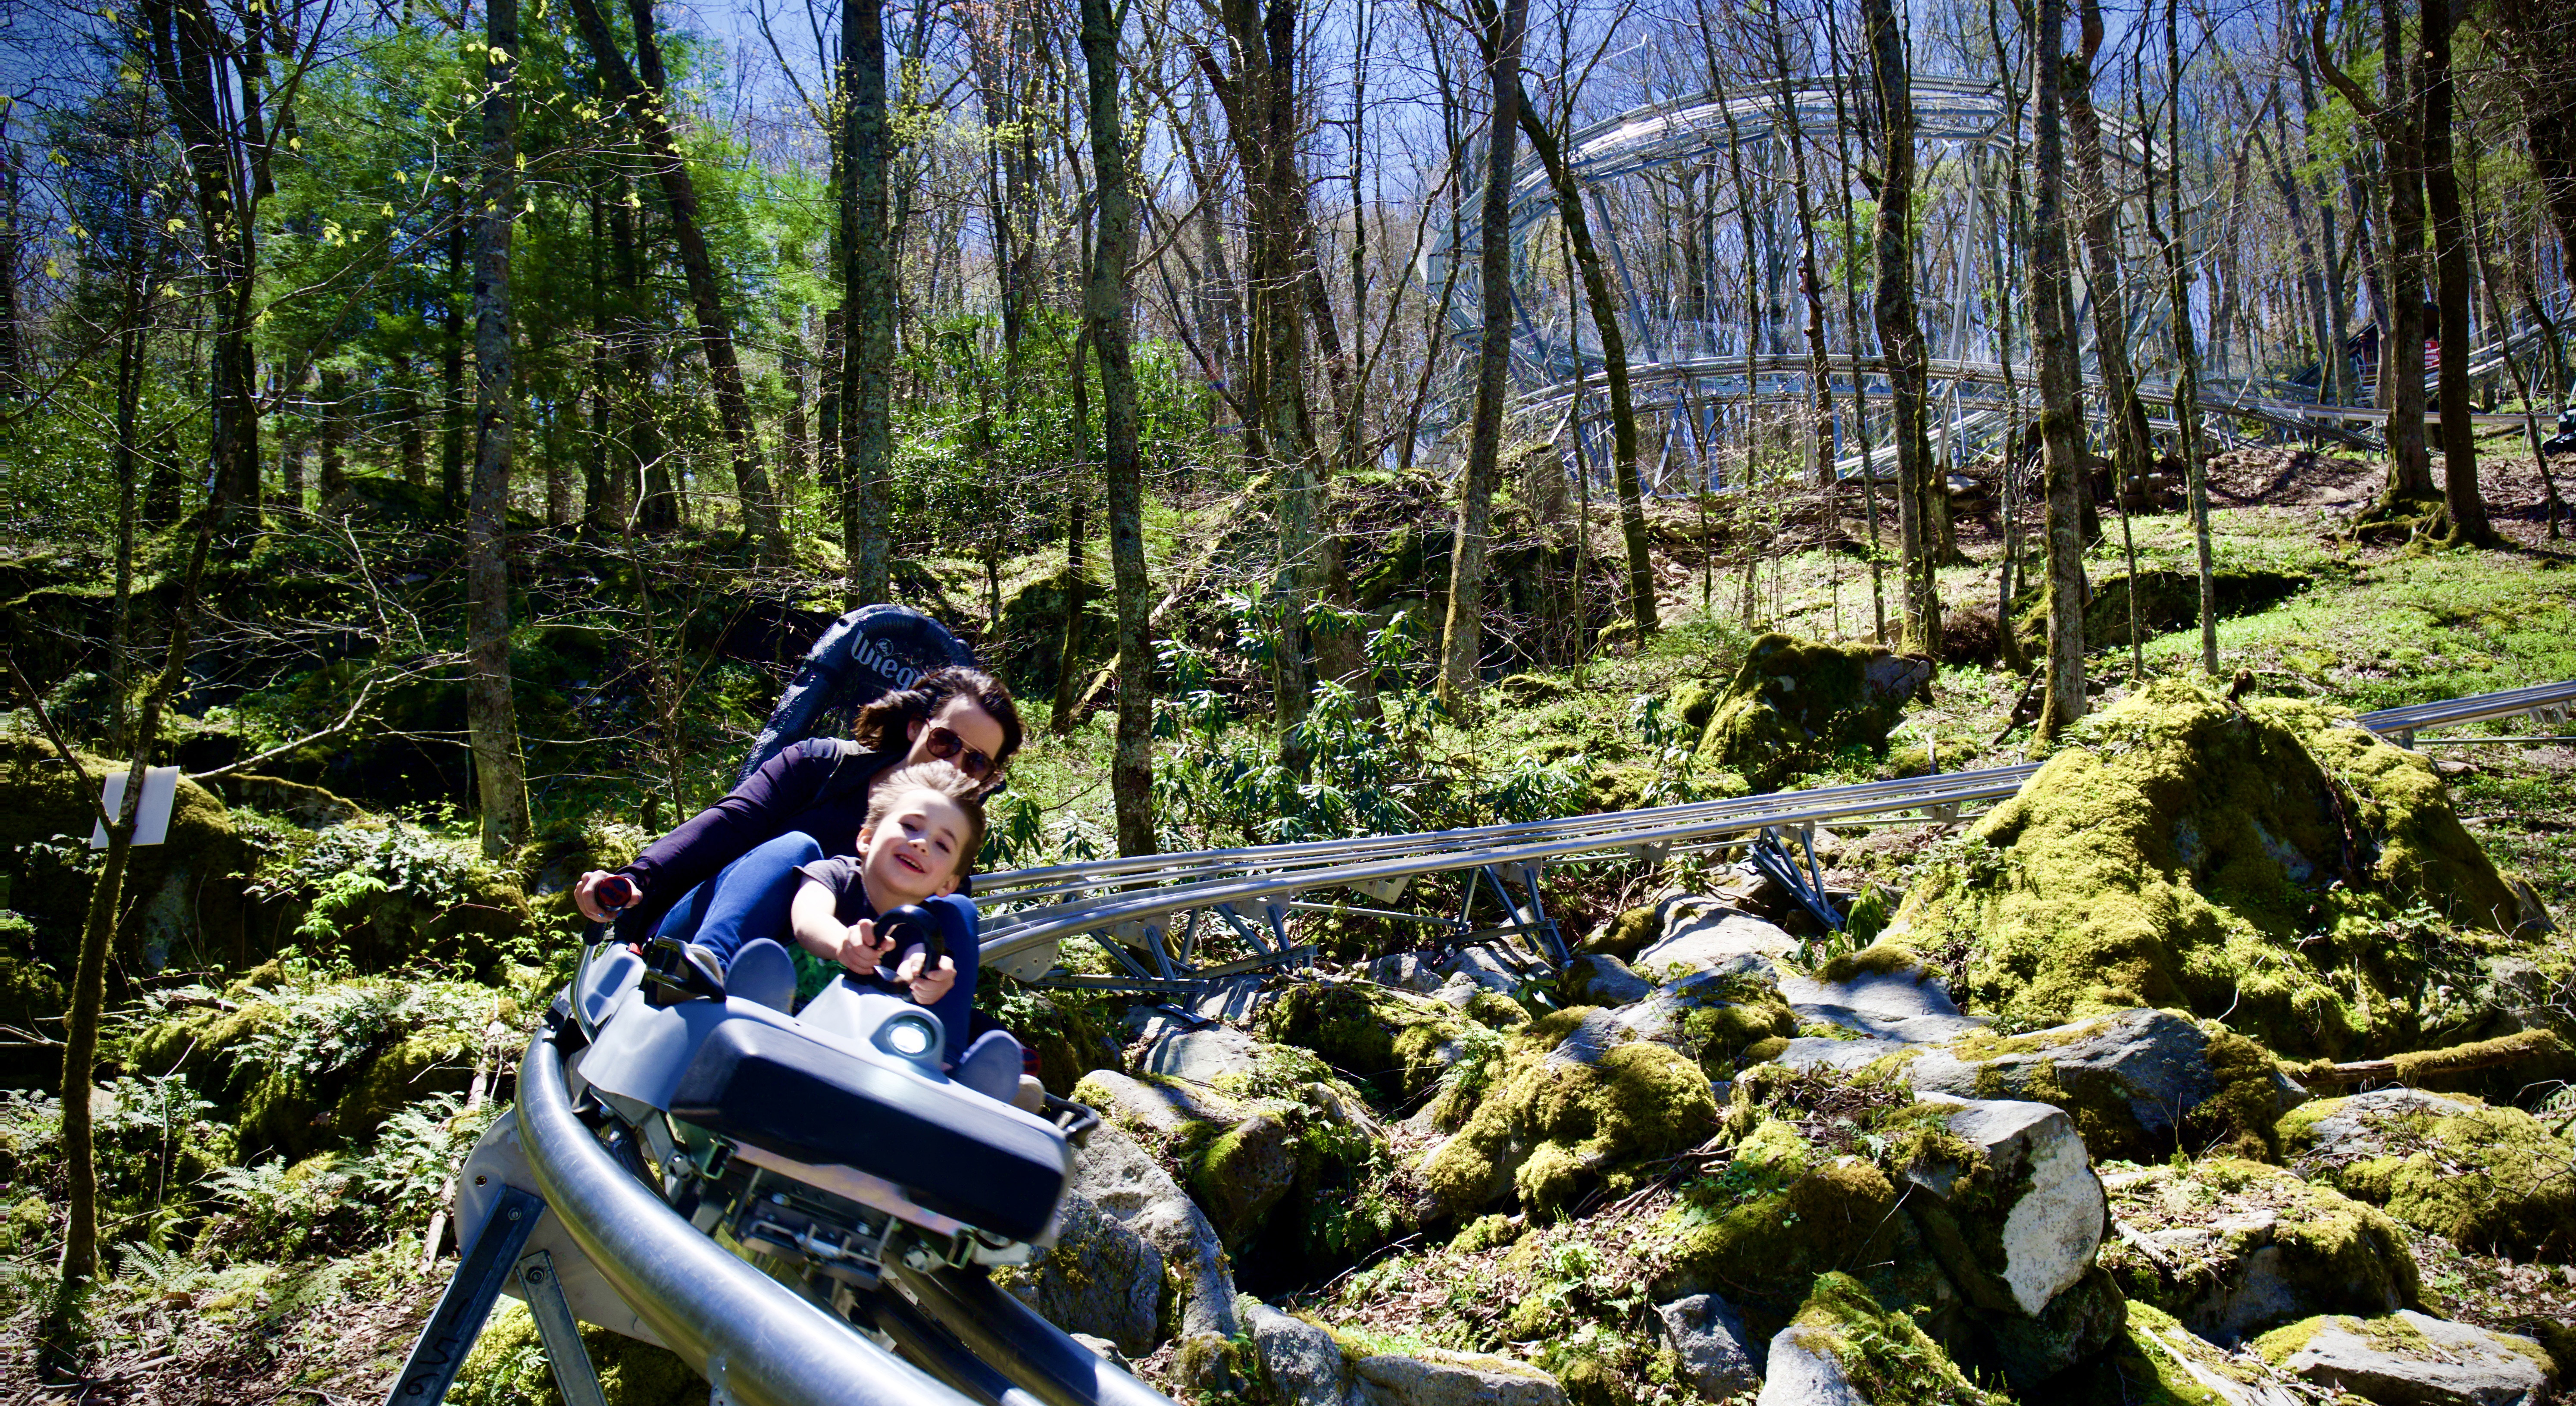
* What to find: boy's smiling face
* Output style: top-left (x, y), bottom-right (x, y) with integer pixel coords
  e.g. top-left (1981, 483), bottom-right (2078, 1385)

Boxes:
top-left (856, 786), bottom-right (970, 907)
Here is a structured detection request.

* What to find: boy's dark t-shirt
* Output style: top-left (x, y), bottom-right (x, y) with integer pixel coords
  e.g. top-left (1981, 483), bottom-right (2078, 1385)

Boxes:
top-left (791, 858), bottom-right (979, 1056)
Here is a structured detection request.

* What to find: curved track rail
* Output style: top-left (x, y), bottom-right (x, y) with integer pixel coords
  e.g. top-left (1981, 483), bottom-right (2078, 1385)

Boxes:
top-left (974, 680), bottom-right (2576, 988)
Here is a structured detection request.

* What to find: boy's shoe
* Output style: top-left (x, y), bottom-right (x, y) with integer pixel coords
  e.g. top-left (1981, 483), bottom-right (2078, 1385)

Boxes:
top-left (951, 1029), bottom-right (1026, 1105)
top-left (1013, 1075), bottom-right (1047, 1115)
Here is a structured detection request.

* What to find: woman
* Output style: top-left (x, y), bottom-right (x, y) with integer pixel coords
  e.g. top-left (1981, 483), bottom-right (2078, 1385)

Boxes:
top-left (573, 665), bottom-right (1022, 973)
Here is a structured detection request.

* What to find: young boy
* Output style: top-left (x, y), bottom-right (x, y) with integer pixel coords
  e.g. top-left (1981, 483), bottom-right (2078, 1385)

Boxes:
top-left (787, 762), bottom-right (1035, 1109)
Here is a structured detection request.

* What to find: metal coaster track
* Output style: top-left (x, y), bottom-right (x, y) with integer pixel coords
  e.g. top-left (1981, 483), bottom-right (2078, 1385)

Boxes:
top-left (972, 680), bottom-right (2576, 991)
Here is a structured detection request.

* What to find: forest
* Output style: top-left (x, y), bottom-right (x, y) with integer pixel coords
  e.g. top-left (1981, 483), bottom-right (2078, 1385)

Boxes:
top-left (1, 0), bottom-right (2575, 1395)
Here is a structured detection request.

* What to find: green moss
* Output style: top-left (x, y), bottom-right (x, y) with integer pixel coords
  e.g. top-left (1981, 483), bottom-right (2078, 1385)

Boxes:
top-left (2385, 1028), bottom-right (2569, 1088)
top-left (1645, 1119), bottom-right (1945, 1334)
top-left (1450, 1213), bottom-right (1523, 1254)
top-left (1812, 943), bottom-right (1929, 983)
top-left (1420, 1010), bottom-right (1719, 1220)
top-left (449, 1300), bottom-right (706, 1406)
top-left (2192, 1025), bottom-right (2292, 1161)
top-left (1694, 634), bottom-right (1921, 792)
top-left (1781, 1272), bottom-right (2001, 1406)
top-left (2098, 1159), bottom-right (2417, 1341)
top-left (330, 1027), bottom-right (477, 1145)
top-left (2066, 1300), bottom-right (2250, 1406)
top-left (1258, 982), bottom-right (1479, 1107)
top-left (2283, 1093), bottom-right (2576, 1257)
top-left (1885, 683), bottom-right (2529, 1058)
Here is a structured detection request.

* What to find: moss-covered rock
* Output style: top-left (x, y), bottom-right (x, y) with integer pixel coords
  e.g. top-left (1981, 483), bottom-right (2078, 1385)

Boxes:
top-left (1644, 1118), bottom-right (1954, 1337)
top-left (1886, 682), bottom-right (2535, 1058)
top-left (2251, 1310), bottom-right (2559, 1405)
top-left (0, 911), bottom-right (66, 1089)
top-left (1257, 980), bottom-right (1482, 1109)
top-left (1077, 1045), bottom-right (1409, 1287)
top-left (1692, 634), bottom-right (1932, 792)
top-left (1768, 1271), bottom-right (2006, 1406)
top-left (2058, 1299), bottom-right (2288, 1406)
top-left (449, 1300), bottom-right (705, 1406)
top-left (1898, 1009), bottom-right (2305, 1162)
top-left (1421, 1010), bottom-right (1718, 1221)
top-left (0, 732), bottom-right (249, 971)
top-left (2097, 1159), bottom-right (2418, 1346)
top-left (1579, 907), bottom-right (1660, 962)
top-left (2280, 1087), bottom-right (2576, 1258)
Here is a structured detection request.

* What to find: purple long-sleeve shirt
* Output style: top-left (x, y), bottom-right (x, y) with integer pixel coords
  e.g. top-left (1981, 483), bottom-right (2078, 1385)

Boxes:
top-left (610, 739), bottom-right (900, 943)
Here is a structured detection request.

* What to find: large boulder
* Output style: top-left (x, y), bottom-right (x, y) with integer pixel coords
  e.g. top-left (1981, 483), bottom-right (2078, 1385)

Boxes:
top-left (1694, 634), bottom-right (1933, 792)
top-left (2100, 1158), bottom-right (2416, 1347)
top-left (2279, 1087), bottom-right (2576, 1258)
top-left (1883, 683), bottom-right (2533, 1058)
top-left (1244, 1300), bottom-right (1351, 1406)
top-left (1758, 1273), bottom-right (1998, 1406)
top-left (997, 1192), bottom-right (1166, 1357)
top-left (1259, 980), bottom-right (1484, 1109)
top-left (1067, 1123), bottom-right (1240, 1341)
top-left (1419, 1008), bottom-right (1718, 1220)
top-left (1558, 953), bottom-right (1653, 1008)
top-left (1632, 899), bottom-right (1798, 979)
top-left (2095, 1300), bottom-right (2309, 1406)
top-left (1614, 968), bottom-right (1798, 1074)
top-left (1777, 947), bottom-right (1982, 1045)
top-left (0, 733), bottom-right (249, 974)
top-left (2254, 1312), bottom-right (2557, 1406)
top-left (1078, 1042), bottom-right (1406, 1285)
top-left (1899, 1008), bottom-right (2308, 1161)
top-left (1898, 1099), bottom-right (2106, 1320)
top-left (1654, 1293), bottom-right (1760, 1403)
top-left (1646, 1118), bottom-right (1957, 1339)
top-left (1896, 1098), bottom-right (2122, 1386)
top-left (1350, 1349), bottom-right (1567, 1406)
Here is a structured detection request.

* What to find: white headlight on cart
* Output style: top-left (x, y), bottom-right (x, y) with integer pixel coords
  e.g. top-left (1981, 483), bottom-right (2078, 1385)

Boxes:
top-left (878, 1012), bottom-right (938, 1062)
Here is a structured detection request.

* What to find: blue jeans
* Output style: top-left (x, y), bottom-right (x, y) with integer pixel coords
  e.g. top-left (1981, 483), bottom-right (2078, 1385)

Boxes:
top-left (653, 831), bottom-right (822, 967)
top-left (655, 831), bottom-right (982, 1055)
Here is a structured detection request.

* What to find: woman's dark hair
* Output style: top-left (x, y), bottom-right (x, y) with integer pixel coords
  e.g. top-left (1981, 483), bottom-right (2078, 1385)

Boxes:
top-left (851, 665), bottom-right (1024, 781)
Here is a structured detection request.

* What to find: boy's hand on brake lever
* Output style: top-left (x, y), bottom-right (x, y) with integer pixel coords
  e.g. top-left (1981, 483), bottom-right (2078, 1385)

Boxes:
top-left (835, 917), bottom-right (893, 976)
top-left (574, 870), bottom-right (638, 924)
top-left (896, 948), bottom-right (957, 1005)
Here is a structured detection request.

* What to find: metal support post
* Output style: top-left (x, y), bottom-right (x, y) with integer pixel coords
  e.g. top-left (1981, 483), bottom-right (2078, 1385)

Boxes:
top-left (381, 1185), bottom-right (545, 1404)
top-left (518, 1250), bottom-right (610, 1406)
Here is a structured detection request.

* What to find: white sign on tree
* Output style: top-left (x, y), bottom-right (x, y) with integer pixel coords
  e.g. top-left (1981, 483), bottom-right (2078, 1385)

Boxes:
top-left (89, 766), bottom-right (182, 848)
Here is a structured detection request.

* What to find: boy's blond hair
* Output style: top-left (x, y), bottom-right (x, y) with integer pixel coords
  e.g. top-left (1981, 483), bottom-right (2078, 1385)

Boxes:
top-left (865, 761), bottom-right (987, 879)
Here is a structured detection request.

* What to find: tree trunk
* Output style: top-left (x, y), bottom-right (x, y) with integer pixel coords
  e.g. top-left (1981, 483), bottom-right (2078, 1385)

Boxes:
top-left (2419, 0), bottom-right (2489, 544)
top-left (1769, 15), bottom-right (1836, 495)
top-left (319, 366), bottom-right (349, 507)
top-left (2066, 1), bottom-right (2150, 512)
top-left (45, 428), bottom-right (230, 1338)
top-left (1438, 0), bottom-right (1528, 709)
top-left (1079, 0), bottom-right (1155, 858)
top-left (2032, 0), bottom-right (2089, 739)
top-left (1863, 0), bottom-right (1941, 657)
top-left (1054, 329), bottom-right (1091, 734)
top-left (2161, 0), bottom-right (2216, 673)
top-left (2374, 0), bottom-right (2432, 495)
top-left (147, 0), bottom-right (261, 524)
top-left (1514, 93), bottom-right (1656, 638)
top-left (444, 205), bottom-right (468, 511)
top-left (844, 0), bottom-right (894, 600)
top-left (568, 0), bottom-right (789, 563)
top-left (468, 0), bottom-right (528, 859)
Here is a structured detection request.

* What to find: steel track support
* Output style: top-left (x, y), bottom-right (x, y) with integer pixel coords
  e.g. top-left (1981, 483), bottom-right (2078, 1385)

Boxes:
top-left (518, 1249), bottom-right (610, 1406)
top-left (381, 1184), bottom-right (544, 1404)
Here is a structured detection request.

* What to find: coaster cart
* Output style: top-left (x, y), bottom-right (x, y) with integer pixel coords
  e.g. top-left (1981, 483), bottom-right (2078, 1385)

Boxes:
top-left (383, 607), bottom-right (1166, 1406)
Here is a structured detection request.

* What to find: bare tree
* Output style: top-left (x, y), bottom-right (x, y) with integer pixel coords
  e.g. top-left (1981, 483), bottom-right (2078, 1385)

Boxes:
top-left (1862, 0), bottom-right (1941, 656)
top-left (2032, 0), bottom-right (2088, 737)
top-left (468, 0), bottom-right (529, 857)
top-left (1079, 0), bottom-right (1155, 856)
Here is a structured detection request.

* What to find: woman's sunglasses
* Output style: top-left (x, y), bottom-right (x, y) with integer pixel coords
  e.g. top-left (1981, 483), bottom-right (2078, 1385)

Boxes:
top-left (923, 723), bottom-right (996, 781)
